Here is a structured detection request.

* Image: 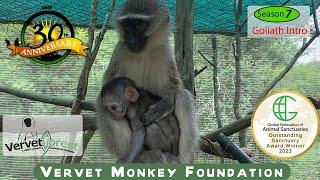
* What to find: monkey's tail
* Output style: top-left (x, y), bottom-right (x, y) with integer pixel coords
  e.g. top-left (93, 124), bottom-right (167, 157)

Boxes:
top-left (175, 89), bottom-right (199, 163)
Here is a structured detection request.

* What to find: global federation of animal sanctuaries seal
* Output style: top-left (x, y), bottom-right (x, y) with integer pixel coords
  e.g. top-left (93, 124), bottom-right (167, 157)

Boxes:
top-left (251, 90), bottom-right (319, 160)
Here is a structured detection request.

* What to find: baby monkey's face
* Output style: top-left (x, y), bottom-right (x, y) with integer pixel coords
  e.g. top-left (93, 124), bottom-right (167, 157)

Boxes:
top-left (102, 86), bottom-right (140, 120)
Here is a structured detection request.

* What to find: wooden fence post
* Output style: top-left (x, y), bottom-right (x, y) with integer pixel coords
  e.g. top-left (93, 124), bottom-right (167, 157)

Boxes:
top-left (175, 0), bottom-right (195, 94)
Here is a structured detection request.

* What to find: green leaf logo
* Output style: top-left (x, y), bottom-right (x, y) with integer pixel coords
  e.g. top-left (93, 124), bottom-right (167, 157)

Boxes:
top-left (41, 130), bottom-right (51, 153)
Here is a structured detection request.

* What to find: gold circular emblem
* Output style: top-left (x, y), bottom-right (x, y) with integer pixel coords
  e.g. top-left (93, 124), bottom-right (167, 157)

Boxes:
top-left (251, 90), bottom-right (319, 160)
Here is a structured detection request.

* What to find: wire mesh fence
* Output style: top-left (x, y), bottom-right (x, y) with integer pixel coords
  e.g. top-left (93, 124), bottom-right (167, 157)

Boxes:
top-left (0, 23), bottom-right (319, 179)
top-left (0, 0), bottom-right (319, 178)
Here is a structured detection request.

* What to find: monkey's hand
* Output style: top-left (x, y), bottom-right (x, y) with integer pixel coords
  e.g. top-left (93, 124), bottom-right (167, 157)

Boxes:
top-left (143, 93), bottom-right (175, 125)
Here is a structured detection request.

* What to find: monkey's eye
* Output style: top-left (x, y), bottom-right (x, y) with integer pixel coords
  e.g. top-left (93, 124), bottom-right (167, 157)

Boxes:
top-left (111, 105), bottom-right (117, 111)
top-left (121, 20), bottom-right (129, 28)
top-left (135, 20), bottom-right (146, 29)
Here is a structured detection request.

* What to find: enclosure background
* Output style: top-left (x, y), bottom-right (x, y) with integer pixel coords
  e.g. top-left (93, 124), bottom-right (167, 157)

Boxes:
top-left (0, 0), bottom-right (320, 179)
top-left (0, 24), bottom-right (319, 179)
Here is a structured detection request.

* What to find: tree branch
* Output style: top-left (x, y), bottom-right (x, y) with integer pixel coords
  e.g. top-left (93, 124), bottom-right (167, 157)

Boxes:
top-left (199, 137), bottom-right (252, 160)
top-left (256, 32), bottom-right (320, 103)
top-left (0, 114), bottom-right (250, 160)
top-left (71, 0), bottom-right (99, 115)
top-left (0, 85), bottom-right (95, 111)
top-left (175, 0), bottom-right (195, 94)
top-left (70, 0), bottom-right (116, 164)
top-left (1, 97), bottom-right (319, 160)
top-left (90, 0), bottom-right (116, 64)
top-left (202, 113), bottom-right (251, 142)
top-left (198, 50), bottom-right (215, 67)
top-left (311, 0), bottom-right (319, 34)
top-left (194, 66), bottom-right (208, 78)
top-left (211, 37), bottom-right (222, 128)
top-left (234, 0), bottom-right (246, 147)
top-left (64, 0), bottom-right (100, 164)
top-left (204, 29), bottom-right (320, 143)
top-left (233, 0), bottom-right (243, 121)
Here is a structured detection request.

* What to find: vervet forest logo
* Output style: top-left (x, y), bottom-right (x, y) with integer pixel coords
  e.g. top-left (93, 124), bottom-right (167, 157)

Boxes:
top-left (272, 95), bottom-right (298, 121)
top-left (251, 91), bottom-right (319, 160)
top-left (5, 8), bottom-right (87, 65)
top-left (2, 115), bottom-right (83, 156)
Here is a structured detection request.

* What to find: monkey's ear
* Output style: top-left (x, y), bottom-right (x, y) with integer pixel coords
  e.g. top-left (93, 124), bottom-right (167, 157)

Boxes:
top-left (125, 86), bottom-right (139, 102)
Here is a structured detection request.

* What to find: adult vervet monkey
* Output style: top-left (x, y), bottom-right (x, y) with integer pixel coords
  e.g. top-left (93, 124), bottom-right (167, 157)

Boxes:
top-left (96, 0), bottom-right (198, 163)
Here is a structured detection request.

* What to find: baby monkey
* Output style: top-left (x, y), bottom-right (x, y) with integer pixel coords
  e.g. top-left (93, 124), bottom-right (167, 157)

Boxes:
top-left (101, 77), bottom-right (180, 163)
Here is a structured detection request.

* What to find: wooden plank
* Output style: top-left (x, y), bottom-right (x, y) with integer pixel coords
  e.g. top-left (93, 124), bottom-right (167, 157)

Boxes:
top-left (174, 0), bottom-right (195, 93)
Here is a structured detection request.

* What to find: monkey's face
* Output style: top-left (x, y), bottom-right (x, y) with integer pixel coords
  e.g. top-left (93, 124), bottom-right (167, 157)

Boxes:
top-left (102, 86), bottom-right (139, 120)
top-left (119, 18), bottom-right (150, 53)
top-left (101, 78), bottom-right (139, 120)
top-left (102, 95), bottom-right (127, 121)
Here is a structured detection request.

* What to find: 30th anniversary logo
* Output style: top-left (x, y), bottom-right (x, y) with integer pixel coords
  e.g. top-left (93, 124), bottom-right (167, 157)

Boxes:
top-left (5, 9), bottom-right (87, 64)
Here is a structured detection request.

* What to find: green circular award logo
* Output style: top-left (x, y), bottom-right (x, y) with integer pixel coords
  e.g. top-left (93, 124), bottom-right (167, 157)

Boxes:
top-left (273, 95), bottom-right (298, 121)
top-left (251, 90), bottom-right (319, 160)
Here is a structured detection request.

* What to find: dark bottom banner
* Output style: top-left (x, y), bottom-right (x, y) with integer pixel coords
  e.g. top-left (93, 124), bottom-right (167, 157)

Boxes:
top-left (34, 163), bottom-right (290, 179)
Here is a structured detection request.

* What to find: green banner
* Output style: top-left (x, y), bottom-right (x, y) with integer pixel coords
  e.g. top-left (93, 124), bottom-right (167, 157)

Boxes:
top-left (34, 163), bottom-right (291, 179)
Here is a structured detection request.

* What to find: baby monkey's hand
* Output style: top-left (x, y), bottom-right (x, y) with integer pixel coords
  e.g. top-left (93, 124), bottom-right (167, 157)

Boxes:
top-left (143, 92), bottom-right (175, 126)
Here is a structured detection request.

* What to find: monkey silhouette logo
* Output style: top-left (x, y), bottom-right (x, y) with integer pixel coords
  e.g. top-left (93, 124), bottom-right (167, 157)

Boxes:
top-left (14, 38), bottom-right (20, 46)
top-left (5, 39), bottom-right (10, 46)
top-left (18, 116), bottom-right (38, 141)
